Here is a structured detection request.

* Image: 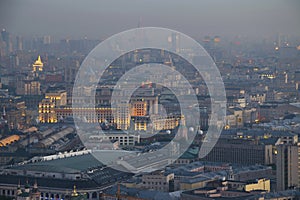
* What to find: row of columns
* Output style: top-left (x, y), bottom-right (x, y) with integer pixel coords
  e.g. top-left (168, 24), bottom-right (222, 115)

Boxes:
top-left (0, 189), bottom-right (100, 200)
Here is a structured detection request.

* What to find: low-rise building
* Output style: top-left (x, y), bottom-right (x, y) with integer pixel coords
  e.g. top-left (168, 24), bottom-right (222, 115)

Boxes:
top-left (201, 138), bottom-right (273, 165)
top-left (141, 170), bottom-right (174, 192)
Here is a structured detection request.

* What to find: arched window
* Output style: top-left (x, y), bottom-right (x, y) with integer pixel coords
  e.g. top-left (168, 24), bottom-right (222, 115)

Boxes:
top-left (92, 192), bottom-right (97, 199)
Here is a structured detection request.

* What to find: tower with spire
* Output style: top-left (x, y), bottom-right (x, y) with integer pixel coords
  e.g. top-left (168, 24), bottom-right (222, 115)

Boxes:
top-left (17, 180), bottom-right (22, 196)
top-left (69, 185), bottom-right (87, 200)
top-left (16, 180), bottom-right (40, 200)
top-left (32, 55), bottom-right (43, 77)
top-left (31, 180), bottom-right (41, 200)
top-left (71, 185), bottom-right (79, 197)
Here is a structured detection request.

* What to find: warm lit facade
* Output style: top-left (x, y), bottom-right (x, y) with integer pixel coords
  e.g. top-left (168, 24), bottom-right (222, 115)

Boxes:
top-left (0, 135), bottom-right (20, 147)
top-left (244, 178), bottom-right (270, 192)
top-left (131, 101), bottom-right (147, 116)
top-left (32, 55), bottom-right (43, 72)
top-left (116, 102), bottom-right (131, 130)
top-left (39, 96), bottom-right (181, 132)
top-left (52, 105), bottom-right (181, 132)
top-left (38, 99), bottom-right (57, 123)
top-left (151, 115), bottom-right (181, 131)
top-left (45, 90), bottom-right (67, 107)
top-left (131, 115), bottom-right (182, 131)
top-left (130, 96), bottom-right (158, 116)
top-left (55, 107), bottom-right (114, 124)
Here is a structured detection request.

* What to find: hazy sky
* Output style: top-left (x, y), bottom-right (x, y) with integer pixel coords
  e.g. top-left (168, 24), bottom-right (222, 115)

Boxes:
top-left (0, 0), bottom-right (299, 39)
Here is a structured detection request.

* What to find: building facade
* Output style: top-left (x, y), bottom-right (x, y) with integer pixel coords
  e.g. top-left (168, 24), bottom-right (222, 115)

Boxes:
top-left (276, 144), bottom-right (300, 191)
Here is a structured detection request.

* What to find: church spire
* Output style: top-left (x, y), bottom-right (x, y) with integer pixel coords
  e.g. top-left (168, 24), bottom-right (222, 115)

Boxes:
top-left (33, 179), bottom-right (38, 189)
top-left (71, 185), bottom-right (78, 197)
top-left (17, 179), bottom-right (22, 195)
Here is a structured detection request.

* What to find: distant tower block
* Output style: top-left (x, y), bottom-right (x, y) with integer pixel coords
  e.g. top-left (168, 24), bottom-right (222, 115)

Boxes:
top-left (32, 55), bottom-right (44, 72)
top-left (178, 115), bottom-right (188, 141)
top-left (171, 33), bottom-right (180, 53)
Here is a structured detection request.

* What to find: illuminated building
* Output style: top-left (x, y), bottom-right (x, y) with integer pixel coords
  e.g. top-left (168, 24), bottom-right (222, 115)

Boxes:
top-left (32, 55), bottom-right (43, 72)
top-left (38, 99), bottom-right (57, 123)
top-left (131, 101), bottom-right (147, 116)
top-left (41, 90), bottom-right (180, 132)
top-left (250, 93), bottom-right (266, 104)
top-left (0, 135), bottom-right (20, 147)
top-left (244, 178), bottom-right (270, 192)
top-left (132, 116), bottom-right (149, 131)
top-left (116, 102), bottom-right (131, 130)
top-left (70, 185), bottom-right (87, 200)
top-left (38, 89), bottom-right (68, 123)
top-left (45, 90), bottom-right (67, 107)
top-left (55, 105), bottom-right (181, 132)
top-left (131, 96), bottom-right (158, 116)
top-left (213, 36), bottom-right (221, 44)
top-left (55, 107), bottom-right (114, 124)
top-left (151, 115), bottom-right (181, 131)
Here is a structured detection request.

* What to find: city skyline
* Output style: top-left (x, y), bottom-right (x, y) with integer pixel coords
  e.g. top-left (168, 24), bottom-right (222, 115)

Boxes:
top-left (1, 1), bottom-right (300, 199)
top-left (0, 0), bottom-right (300, 39)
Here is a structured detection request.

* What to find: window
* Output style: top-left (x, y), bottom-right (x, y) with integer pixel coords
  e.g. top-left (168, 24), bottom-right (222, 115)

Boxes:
top-left (92, 192), bottom-right (97, 199)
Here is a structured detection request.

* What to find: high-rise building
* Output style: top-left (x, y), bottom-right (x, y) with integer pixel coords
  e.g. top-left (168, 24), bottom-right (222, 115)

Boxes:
top-left (24, 80), bottom-right (41, 95)
top-left (130, 96), bottom-right (158, 116)
top-left (171, 32), bottom-right (180, 53)
top-left (276, 143), bottom-right (300, 191)
top-left (16, 36), bottom-right (23, 51)
top-left (131, 100), bottom-right (147, 116)
top-left (116, 101), bottom-right (131, 130)
top-left (1, 29), bottom-right (13, 54)
top-left (64, 60), bottom-right (80, 83)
